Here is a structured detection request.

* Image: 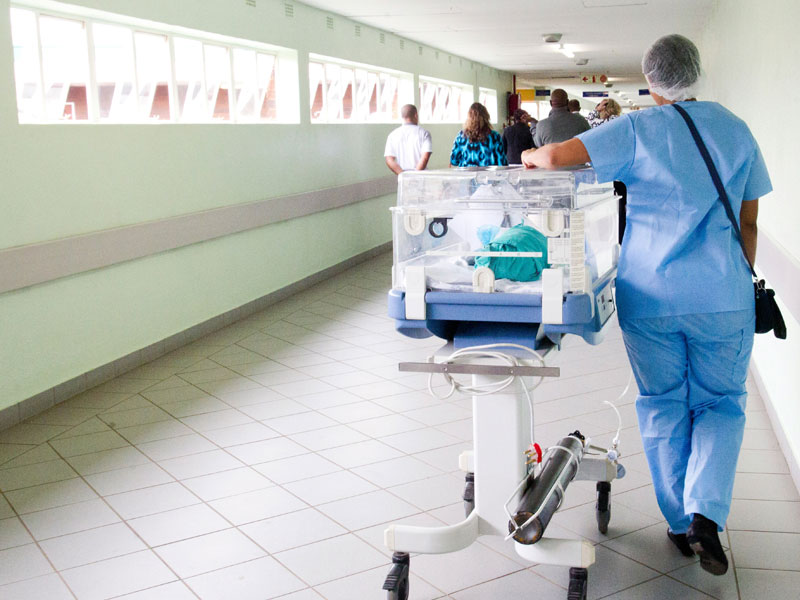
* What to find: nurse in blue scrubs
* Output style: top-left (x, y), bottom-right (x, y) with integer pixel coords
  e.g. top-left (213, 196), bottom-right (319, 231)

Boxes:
top-left (521, 34), bottom-right (772, 575)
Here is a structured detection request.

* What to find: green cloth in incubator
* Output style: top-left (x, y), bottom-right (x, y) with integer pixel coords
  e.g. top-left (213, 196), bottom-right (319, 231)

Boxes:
top-left (474, 224), bottom-right (549, 281)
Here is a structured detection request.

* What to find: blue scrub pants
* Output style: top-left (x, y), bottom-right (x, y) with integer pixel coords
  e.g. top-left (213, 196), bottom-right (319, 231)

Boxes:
top-left (619, 309), bottom-right (755, 533)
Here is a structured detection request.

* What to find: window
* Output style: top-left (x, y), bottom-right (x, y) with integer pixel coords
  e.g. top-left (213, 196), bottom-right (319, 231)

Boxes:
top-left (419, 76), bottom-right (473, 124)
top-left (309, 54), bottom-right (413, 123)
top-left (479, 87), bottom-right (498, 123)
top-left (9, 2), bottom-right (298, 124)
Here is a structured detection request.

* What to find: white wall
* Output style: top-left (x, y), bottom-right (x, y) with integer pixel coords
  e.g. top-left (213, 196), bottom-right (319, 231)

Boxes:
top-left (701, 0), bottom-right (800, 486)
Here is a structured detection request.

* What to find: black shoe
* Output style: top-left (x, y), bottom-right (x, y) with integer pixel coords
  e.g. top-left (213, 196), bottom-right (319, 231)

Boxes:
top-left (687, 514), bottom-right (728, 575)
top-left (667, 529), bottom-right (694, 557)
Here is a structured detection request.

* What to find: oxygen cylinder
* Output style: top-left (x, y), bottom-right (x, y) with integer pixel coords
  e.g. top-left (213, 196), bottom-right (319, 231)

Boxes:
top-left (508, 431), bottom-right (585, 544)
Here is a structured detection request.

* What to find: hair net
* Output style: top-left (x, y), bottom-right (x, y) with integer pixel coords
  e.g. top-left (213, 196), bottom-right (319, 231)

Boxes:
top-left (642, 34), bottom-right (702, 101)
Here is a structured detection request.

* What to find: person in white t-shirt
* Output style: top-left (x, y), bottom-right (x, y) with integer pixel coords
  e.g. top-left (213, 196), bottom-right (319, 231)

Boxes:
top-left (384, 104), bottom-right (433, 175)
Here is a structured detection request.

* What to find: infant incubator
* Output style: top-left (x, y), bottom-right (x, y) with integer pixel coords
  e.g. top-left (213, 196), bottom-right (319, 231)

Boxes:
top-left (383, 167), bottom-right (626, 600)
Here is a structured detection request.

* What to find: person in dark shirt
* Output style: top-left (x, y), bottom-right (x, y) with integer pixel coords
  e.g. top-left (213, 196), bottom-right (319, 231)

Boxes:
top-left (502, 108), bottom-right (534, 165)
top-left (568, 99), bottom-right (581, 113)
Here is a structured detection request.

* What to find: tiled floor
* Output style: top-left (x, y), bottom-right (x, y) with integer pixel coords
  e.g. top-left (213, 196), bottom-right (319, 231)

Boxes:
top-left (1, 253), bottom-right (798, 599)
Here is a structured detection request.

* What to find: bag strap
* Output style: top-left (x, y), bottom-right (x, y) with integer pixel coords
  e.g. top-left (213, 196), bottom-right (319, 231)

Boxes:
top-left (672, 103), bottom-right (758, 280)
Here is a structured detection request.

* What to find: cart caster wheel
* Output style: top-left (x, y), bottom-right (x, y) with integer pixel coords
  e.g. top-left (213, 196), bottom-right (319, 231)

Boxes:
top-left (463, 473), bottom-right (475, 517)
top-left (382, 552), bottom-right (410, 600)
top-left (596, 481), bottom-right (611, 534)
top-left (567, 567), bottom-right (588, 600)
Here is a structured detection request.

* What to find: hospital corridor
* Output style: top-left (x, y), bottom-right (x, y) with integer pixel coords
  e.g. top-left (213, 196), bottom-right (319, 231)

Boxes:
top-left (0, 1), bottom-right (798, 600)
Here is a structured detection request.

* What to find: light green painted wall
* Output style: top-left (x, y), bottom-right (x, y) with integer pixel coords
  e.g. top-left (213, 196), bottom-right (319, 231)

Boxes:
top-left (701, 0), bottom-right (800, 475)
top-left (0, 0), bottom-right (513, 409)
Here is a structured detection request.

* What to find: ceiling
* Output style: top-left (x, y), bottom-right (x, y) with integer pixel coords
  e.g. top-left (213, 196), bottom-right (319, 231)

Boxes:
top-left (299, 0), bottom-right (716, 108)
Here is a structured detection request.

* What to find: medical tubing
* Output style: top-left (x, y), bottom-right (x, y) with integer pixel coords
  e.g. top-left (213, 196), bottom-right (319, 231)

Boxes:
top-left (603, 370), bottom-right (632, 452)
top-left (425, 343), bottom-right (546, 445)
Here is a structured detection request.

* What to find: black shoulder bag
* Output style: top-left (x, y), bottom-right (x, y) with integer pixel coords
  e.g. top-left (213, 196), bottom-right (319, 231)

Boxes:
top-left (673, 103), bottom-right (786, 339)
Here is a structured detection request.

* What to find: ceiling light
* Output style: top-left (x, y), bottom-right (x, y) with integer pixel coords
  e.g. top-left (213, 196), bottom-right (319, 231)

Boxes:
top-left (575, 58), bottom-right (589, 66)
top-left (557, 44), bottom-right (575, 58)
top-left (542, 33), bottom-right (562, 43)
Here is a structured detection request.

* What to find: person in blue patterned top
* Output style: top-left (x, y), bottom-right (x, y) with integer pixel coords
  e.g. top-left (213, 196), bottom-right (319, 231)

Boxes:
top-left (449, 102), bottom-right (508, 167)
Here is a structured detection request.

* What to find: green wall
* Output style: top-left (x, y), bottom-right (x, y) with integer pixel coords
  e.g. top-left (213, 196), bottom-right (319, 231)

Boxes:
top-left (0, 0), bottom-right (513, 409)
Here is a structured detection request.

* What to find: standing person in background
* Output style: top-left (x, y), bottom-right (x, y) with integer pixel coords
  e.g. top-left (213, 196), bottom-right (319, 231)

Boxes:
top-left (568, 99), bottom-right (581, 113)
top-left (449, 102), bottom-right (508, 167)
top-left (384, 104), bottom-right (432, 175)
top-left (502, 108), bottom-right (534, 164)
top-left (587, 98), bottom-right (622, 128)
top-left (533, 88), bottom-right (590, 146)
top-left (521, 34), bottom-right (771, 577)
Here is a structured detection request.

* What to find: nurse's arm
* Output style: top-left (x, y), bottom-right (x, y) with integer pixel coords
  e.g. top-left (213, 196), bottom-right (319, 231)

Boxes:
top-left (740, 198), bottom-right (759, 266)
top-left (520, 138), bottom-right (590, 170)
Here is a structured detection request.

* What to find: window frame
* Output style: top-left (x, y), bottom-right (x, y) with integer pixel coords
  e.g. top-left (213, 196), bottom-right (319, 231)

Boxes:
top-left (308, 53), bottom-right (413, 125)
top-left (418, 75), bottom-right (474, 124)
top-left (10, 0), bottom-right (299, 124)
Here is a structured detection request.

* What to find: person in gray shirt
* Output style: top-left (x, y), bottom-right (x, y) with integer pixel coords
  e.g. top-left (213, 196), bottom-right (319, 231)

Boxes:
top-left (533, 89), bottom-right (590, 147)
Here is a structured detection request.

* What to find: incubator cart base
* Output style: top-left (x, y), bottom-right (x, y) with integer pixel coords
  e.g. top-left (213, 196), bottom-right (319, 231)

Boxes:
top-left (381, 351), bottom-right (623, 600)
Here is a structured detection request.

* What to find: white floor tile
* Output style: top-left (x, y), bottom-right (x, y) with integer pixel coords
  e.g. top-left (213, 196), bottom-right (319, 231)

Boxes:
top-left (158, 449), bottom-right (244, 480)
top-left (6, 477), bottom-right (98, 514)
top-left (736, 449), bottom-right (790, 474)
top-left (99, 405), bottom-right (173, 429)
top-left (252, 453), bottom-right (341, 484)
top-left (20, 498), bottom-right (119, 539)
top-left (128, 503), bottom-right (230, 546)
top-left (412, 540), bottom-right (526, 594)
top-left (295, 389), bottom-right (366, 410)
top-left (202, 422), bottom-right (279, 447)
top-left (289, 425), bottom-right (369, 451)
top-left (209, 486), bottom-right (307, 525)
top-left (117, 420), bottom-right (194, 445)
top-left (532, 545), bottom-right (659, 600)
top-left (39, 522), bottom-right (146, 570)
top-left (181, 467), bottom-right (272, 501)
top-left (0, 444), bottom-right (59, 469)
top-left (155, 528), bottom-right (265, 578)
top-left (602, 521), bottom-right (699, 574)
top-left (0, 459), bottom-right (76, 491)
top-left (238, 399), bottom-right (311, 420)
top-left (319, 439), bottom-right (403, 468)
top-left (275, 533), bottom-right (388, 586)
top-left (349, 414), bottom-right (425, 438)
top-left (608, 576), bottom-right (715, 599)
top-left (315, 565), bottom-right (444, 600)
top-left (65, 445), bottom-right (150, 476)
top-left (49, 430), bottom-right (130, 458)
top-left (352, 455), bottom-right (442, 489)
top-left (226, 437), bottom-right (309, 465)
top-left (265, 411), bottom-right (339, 435)
top-left (380, 428), bottom-right (462, 454)
top-left (186, 555), bottom-right (306, 600)
top-left (0, 573), bottom-right (73, 600)
top-left (113, 581), bottom-right (197, 599)
top-left (135, 433), bottom-right (217, 461)
top-left (285, 471), bottom-right (377, 505)
top-left (733, 472), bottom-right (800, 501)
top-left (452, 569), bottom-right (565, 599)
top-left (318, 489), bottom-right (420, 530)
top-left (388, 473), bottom-right (463, 511)
top-left (728, 498), bottom-right (800, 533)
top-left (0, 517), bottom-right (33, 550)
top-left (737, 568), bottom-right (800, 600)
top-left (729, 530), bottom-right (800, 570)
top-left (105, 482), bottom-right (201, 520)
top-left (240, 507), bottom-right (347, 553)
top-left (84, 462), bottom-right (174, 496)
top-left (160, 397), bottom-right (230, 418)
top-left (668, 550), bottom-right (738, 599)
top-left (0, 544), bottom-right (53, 585)
top-left (61, 550), bottom-right (176, 600)
top-left (180, 409), bottom-right (254, 432)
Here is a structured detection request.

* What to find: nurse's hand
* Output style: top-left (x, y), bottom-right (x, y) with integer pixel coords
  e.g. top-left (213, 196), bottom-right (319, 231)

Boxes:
top-left (522, 139), bottom-right (590, 170)
top-left (521, 148), bottom-right (539, 169)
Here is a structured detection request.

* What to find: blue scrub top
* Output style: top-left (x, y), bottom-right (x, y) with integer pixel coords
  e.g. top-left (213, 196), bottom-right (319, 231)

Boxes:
top-left (578, 101), bottom-right (772, 319)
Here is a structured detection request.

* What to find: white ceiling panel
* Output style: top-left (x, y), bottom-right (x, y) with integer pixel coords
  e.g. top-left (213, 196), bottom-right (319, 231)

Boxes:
top-left (300, 0), bottom-right (716, 104)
